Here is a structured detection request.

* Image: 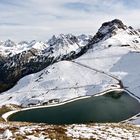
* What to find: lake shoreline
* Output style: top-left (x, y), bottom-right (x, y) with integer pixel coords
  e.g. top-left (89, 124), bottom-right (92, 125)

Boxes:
top-left (2, 87), bottom-right (140, 124)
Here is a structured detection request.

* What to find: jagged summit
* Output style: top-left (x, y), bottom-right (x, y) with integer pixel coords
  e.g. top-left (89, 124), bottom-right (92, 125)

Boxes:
top-left (100, 19), bottom-right (127, 33)
top-left (18, 41), bottom-right (29, 45)
top-left (3, 39), bottom-right (16, 47)
top-left (47, 34), bottom-right (77, 47)
top-left (95, 19), bottom-right (127, 42)
top-left (47, 34), bottom-right (91, 51)
top-left (89, 19), bottom-right (139, 45)
top-left (98, 19), bottom-right (127, 37)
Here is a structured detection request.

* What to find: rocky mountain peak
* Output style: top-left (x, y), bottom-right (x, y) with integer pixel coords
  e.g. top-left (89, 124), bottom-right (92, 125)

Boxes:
top-left (47, 35), bottom-right (58, 46)
top-left (100, 19), bottom-right (126, 31)
top-left (98, 19), bottom-right (127, 36)
top-left (18, 41), bottom-right (29, 46)
top-left (47, 34), bottom-right (78, 47)
top-left (3, 39), bottom-right (16, 47)
top-left (89, 19), bottom-right (127, 44)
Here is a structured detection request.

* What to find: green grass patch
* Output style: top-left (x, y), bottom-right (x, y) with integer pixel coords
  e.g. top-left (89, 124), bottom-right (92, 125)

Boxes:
top-left (0, 105), bottom-right (12, 122)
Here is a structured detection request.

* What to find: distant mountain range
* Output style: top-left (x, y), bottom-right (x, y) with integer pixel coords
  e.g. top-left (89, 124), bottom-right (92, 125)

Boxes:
top-left (0, 34), bottom-right (92, 92)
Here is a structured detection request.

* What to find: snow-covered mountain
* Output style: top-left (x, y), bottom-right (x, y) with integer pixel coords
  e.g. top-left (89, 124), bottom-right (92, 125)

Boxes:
top-left (1, 19), bottom-right (140, 123)
top-left (0, 34), bottom-right (92, 57)
top-left (0, 34), bottom-right (92, 92)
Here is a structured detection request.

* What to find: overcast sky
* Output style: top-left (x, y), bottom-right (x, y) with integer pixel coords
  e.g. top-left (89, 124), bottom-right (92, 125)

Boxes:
top-left (0, 0), bottom-right (140, 41)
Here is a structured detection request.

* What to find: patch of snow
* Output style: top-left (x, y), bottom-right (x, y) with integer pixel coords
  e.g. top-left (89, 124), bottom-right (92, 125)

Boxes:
top-left (2, 129), bottom-right (12, 139)
top-left (66, 124), bottom-right (140, 140)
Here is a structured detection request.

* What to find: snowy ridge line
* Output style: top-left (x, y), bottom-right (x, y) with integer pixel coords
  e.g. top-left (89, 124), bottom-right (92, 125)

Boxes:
top-left (0, 34), bottom-right (91, 57)
top-left (2, 88), bottom-right (123, 122)
top-left (71, 60), bottom-right (123, 87)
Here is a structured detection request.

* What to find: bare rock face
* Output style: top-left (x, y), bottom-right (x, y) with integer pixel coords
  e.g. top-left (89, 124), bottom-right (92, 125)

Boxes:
top-left (98, 19), bottom-right (126, 37)
top-left (100, 19), bottom-right (127, 31)
top-left (89, 19), bottom-right (127, 45)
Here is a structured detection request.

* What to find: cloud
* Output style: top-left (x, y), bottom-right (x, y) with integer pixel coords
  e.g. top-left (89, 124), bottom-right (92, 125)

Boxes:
top-left (0, 0), bottom-right (139, 41)
top-left (122, 0), bottom-right (140, 9)
top-left (0, 0), bottom-right (22, 7)
top-left (63, 2), bottom-right (91, 12)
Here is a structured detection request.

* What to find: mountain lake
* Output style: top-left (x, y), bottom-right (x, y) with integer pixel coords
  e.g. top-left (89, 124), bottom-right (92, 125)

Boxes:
top-left (8, 90), bottom-right (140, 124)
